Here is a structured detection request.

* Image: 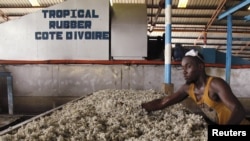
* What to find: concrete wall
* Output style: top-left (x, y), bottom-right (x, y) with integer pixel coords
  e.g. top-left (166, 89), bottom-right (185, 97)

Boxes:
top-left (0, 64), bottom-right (249, 114)
top-left (1, 64), bottom-right (249, 97)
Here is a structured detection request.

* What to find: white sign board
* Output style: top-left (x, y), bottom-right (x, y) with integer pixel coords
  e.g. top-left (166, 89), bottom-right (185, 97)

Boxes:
top-left (0, 0), bottom-right (109, 60)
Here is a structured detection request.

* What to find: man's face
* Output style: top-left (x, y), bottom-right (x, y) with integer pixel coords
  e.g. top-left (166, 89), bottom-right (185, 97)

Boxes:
top-left (181, 56), bottom-right (201, 84)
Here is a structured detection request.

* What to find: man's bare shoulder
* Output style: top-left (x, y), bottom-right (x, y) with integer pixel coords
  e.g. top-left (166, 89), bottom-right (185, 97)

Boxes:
top-left (210, 76), bottom-right (228, 86)
top-left (209, 76), bottom-right (233, 93)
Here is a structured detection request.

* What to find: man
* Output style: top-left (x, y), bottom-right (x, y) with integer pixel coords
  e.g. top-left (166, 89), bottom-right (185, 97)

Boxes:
top-left (142, 49), bottom-right (248, 125)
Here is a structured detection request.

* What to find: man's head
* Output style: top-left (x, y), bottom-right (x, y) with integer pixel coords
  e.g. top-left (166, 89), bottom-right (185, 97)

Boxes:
top-left (181, 49), bottom-right (205, 84)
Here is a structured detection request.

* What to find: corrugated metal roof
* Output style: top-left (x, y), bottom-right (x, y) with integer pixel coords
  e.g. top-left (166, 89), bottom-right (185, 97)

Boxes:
top-left (0, 0), bottom-right (250, 60)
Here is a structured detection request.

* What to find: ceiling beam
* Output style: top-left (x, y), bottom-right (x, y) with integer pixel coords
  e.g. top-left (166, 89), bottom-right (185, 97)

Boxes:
top-left (148, 14), bottom-right (247, 20)
top-left (150, 28), bottom-right (250, 33)
top-left (172, 42), bottom-right (248, 46)
top-left (0, 7), bottom-right (46, 9)
top-left (218, 0), bottom-right (250, 20)
top-left (171, 36), bottom-right (250, 41)
top-left (147, 5), bottom-right (219, 10)
top-left (151, 21), bottom-right (250, 27)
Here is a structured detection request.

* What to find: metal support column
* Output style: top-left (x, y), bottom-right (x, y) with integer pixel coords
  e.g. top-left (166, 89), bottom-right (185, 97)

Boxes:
top-left (218, 0), bottom-right (250, 84)
top-left (163, 0), bottom-right (174, 94)
top-left (0, 72), bottom-right (14, 115)
top-left (226, 15), bottom-right (232, 84)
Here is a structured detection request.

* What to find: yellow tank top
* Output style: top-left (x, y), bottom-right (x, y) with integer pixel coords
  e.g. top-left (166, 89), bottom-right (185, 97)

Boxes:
top-left (188, 77), bottom-right (232, 124)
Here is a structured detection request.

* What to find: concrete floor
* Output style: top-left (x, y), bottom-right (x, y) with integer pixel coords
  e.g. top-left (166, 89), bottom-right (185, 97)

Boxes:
top-left (0, 114), bottom-right (33, 131)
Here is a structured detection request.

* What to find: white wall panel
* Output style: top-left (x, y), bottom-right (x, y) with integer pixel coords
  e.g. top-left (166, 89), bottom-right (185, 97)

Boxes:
top-left (111, 4), bottom-right (147, 60)
top-left (0, 0), bottom-right (110, 60)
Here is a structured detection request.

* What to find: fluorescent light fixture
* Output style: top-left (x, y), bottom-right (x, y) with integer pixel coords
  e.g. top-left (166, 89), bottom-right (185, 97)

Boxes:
top-left (110, 0), bottom-right (113, 6)
top-left (248, 5), bottom-right (250, 10)
top-left (178, 0), bottom-right (188, 8)
top-left (29, 0), bottom-right (40, 7)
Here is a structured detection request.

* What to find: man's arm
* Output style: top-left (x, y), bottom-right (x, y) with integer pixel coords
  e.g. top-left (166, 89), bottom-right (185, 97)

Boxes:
top-left (141, 85), bottom-right (189, 112)
top-left (211, 77), bottom-right (246, 124)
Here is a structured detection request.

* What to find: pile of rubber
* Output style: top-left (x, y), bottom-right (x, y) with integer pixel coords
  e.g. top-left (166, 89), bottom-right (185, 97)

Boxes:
top-left (0, 89), bottom-right (207, 141)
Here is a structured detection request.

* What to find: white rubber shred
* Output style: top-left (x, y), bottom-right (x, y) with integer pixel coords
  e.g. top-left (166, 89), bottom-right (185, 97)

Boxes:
top-left (0, 89), bottom-right (207, 141)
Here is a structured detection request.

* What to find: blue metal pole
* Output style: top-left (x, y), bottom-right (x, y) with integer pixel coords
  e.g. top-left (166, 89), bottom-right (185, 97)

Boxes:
top-left (164, 0), bottom-right (172, 84)
top-left (226, 14), bottom-right (232, 84)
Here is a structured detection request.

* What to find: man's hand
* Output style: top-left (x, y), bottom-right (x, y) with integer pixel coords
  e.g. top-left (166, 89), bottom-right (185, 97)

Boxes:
top-left (141, 102), bottom-right (152, 112)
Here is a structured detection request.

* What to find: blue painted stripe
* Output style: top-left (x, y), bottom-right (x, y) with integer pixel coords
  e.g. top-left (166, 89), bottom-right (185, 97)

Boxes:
top-left (226, 15), bottom-right (232, 84)
top-left (165, 24), bottom-right (171, 44)
top-left (164, 64), bottom-right (171, 83)
top-left (166, 0), bottom-right (172, 5)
